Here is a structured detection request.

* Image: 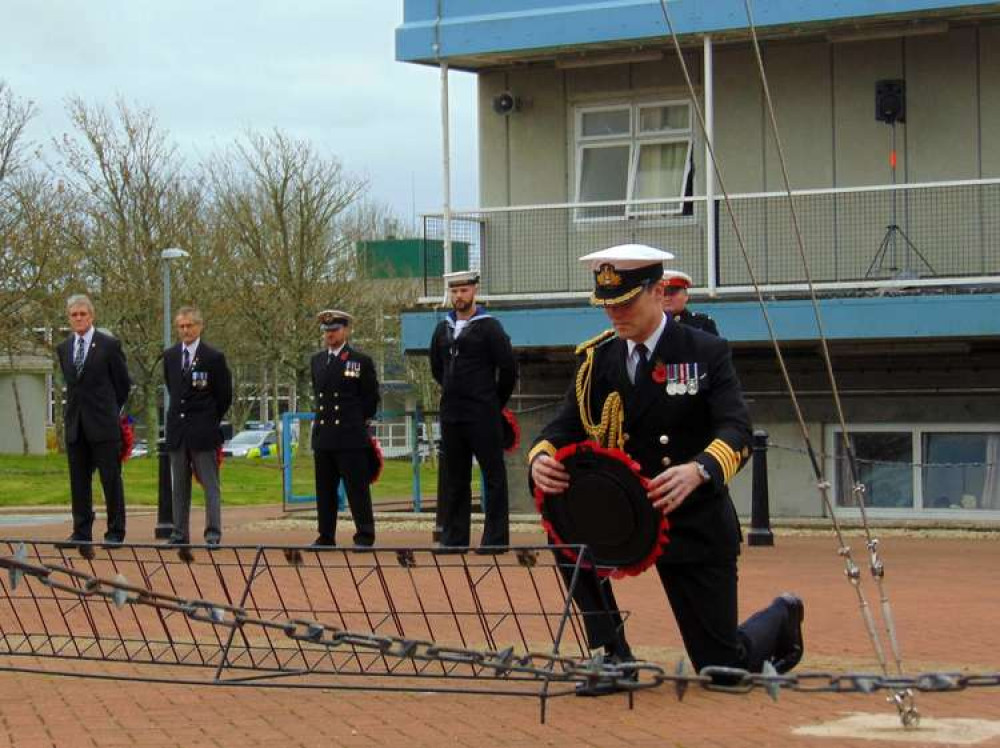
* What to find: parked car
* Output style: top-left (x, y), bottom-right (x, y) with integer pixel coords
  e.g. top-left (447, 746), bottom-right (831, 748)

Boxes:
top-left (129, 440), bottom-right (149, 459)
top-left (222, 429), bottom-right (278, 458)
top-left (244, 420), bottom-right (275, 431)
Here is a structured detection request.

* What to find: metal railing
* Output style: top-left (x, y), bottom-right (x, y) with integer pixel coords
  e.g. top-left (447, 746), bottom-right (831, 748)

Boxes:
top-left (422, 178), bottom-right (1000, 297)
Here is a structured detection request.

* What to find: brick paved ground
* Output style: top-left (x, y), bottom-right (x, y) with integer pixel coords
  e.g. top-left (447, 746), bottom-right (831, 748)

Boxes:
top-left (0, 506), bottom-right (998, 748)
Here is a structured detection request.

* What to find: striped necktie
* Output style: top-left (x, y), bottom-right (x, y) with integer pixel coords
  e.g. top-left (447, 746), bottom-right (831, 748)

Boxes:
top-left (74, 337), bottom-right (86, 376)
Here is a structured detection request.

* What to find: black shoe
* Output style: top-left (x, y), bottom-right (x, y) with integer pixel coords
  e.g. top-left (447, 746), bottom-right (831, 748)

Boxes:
top-left (473, 546), bottom-right (508, 556)
top-left (204, 536), bottom-right (221, 547)
top-left (434, 544), bottom-right (466, 555)
top-left (311, 536), bottom-right (336, 548)
top-left (56, 535), bottom-right (91, 549)
top-left (165, 537), bottom-right (189, 546)
top-left (771, 593), bottom-right (805, 674)
top-left (102, 534), bottom-right (125, 546)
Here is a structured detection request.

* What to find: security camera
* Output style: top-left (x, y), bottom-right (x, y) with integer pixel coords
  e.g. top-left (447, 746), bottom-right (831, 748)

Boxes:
top-left (492, 92), bottom-right (520, 115)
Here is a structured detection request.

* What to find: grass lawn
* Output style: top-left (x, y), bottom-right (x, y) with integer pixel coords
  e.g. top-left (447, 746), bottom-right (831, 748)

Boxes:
top-left (0, 453), bottom-right (439, 508)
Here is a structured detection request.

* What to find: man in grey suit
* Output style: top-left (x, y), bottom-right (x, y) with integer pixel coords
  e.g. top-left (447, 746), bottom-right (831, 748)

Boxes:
top-left (163, 306), bottom-right (233, 545)
top-left (56, 294), bottom-right (132, 544)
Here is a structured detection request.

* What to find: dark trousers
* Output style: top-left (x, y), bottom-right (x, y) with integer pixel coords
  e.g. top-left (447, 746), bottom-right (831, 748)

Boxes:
top-left (440, 419), bottom-right (509, 547)
top-left (561, 557), bottom-right (788, 672)
top-left (314, 448), bottom-right (375, 546)
top-left (67, 438), bottom-right (126, 541)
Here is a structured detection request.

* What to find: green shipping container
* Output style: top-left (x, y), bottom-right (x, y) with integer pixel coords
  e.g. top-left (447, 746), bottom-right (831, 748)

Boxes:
top-left (356, 239), bottom-right (470, 280)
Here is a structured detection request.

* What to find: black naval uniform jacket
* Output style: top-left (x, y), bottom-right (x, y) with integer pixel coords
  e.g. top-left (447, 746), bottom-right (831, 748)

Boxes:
top-left (429, 307), bottom-right (517, 423)
top-left (530, 319), bottom-right (751, 564)
top-left (310, 345), bottom-right (380, 451)
top-left (56, 330), bottom-right (132, 445)
top-left (675, 308), bottom-right (719, 336)
top-left (163, 342), bottom-right (233, 452)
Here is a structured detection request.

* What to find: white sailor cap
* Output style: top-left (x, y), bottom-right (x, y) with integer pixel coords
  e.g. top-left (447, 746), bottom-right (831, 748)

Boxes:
top-left (443, 270), bottom-right (480, 288)
top-left (578, 244), bottom-right (675, 306)
top-left (317, 309), bottom-right (353, 331)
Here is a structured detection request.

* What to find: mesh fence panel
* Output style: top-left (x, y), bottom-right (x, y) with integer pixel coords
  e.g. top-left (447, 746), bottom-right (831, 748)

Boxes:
top-left (421, 181), bottom-right (1000, 292)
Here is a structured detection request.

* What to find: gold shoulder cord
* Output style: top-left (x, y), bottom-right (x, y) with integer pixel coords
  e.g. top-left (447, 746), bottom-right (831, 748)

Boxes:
top-left (574, 331), bottom-right (624, 449)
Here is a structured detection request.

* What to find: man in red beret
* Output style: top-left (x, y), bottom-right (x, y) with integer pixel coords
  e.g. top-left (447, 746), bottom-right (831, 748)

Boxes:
top-left (662, 270), bottom-right (719, 335)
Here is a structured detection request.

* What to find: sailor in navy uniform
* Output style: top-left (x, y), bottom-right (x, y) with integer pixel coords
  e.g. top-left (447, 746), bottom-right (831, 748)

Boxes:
top-left (529, 244), bottom-right (803, 682)
top-left (310, 310), bottom-right (380, 547)
top-left (430, 270), bottom-right (517, 550)
top-left (662, 270), bottom-right (719, 336)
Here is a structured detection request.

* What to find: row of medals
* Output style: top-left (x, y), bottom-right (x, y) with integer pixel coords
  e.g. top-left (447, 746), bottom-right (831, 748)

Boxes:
top-left (664, 362), bottom-right (700, 396)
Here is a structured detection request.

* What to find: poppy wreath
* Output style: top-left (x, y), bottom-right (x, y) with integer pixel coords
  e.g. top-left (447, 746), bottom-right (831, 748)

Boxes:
top-left (501, 408), bottom-right (521, 453)
top-left (534, 441), bottom-right (669, 579)
top-left (118, 415), bottom-right (135, 464)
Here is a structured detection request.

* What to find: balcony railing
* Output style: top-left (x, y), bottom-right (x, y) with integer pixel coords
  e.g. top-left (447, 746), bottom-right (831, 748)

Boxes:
top-left (420, 178), bottom-right (1000, 299)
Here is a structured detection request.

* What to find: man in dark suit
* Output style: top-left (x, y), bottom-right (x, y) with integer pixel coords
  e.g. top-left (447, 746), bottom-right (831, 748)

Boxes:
top-left (661, 270), bottom-right (719, 335)
top-left (56, 294), bottom-right (132, 544)
top-left (310, 310), bottom-right (380, 547)
top-left (163, 306), bottom-right (233, 545)
top-left (430, 270), bottom-right (517, 551)
top-left (530, 244), bottom-right (803, 686)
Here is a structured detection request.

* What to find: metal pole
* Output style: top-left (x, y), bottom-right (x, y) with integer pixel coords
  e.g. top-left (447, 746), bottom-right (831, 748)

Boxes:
top-left (703, 34), bottom-right (717, 297)
top-left (440, 61), bottom-right (453, 303)
top-left (156, 259), bottom-right (173, 539)
top-left (411, 405), bottom-right (422, 513)
top-left (747, 429), bottom-right (774, 547)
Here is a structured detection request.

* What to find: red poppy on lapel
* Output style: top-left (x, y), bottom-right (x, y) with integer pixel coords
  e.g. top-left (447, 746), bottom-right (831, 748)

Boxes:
top-left (340, 351), bottom-right (349, 361)
top-left (651, 361), bottom-right (667, 384)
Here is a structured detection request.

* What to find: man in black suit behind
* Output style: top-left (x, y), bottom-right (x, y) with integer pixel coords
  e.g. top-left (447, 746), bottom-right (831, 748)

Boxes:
top-left (56, 294), bottom-right (132, 544)
top-left (163, 306), bottom-right (233, 545)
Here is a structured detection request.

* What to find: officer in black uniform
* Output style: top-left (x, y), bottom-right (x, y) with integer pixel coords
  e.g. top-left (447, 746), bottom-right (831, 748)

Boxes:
top-left (430, 270), bottom-right (517, 550)
top-left (310, 310), bottom-right (380, 547)
top-left (662, 270), bottom-right (719, 335)
top-left (530, 244), bottom-right (803, 682)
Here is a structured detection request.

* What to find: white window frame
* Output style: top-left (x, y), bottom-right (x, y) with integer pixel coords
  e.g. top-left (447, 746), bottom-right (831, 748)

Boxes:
top-left (573, 99), bottom-right (694, 222)
top-left (825, 422), bottom-right (1000, 519)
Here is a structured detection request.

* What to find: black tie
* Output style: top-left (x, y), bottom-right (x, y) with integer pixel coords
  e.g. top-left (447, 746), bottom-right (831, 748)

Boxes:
top-left (182, 347), bottom-right (191, 374)
top-left (634, 343), bottom-right (650, 385)
top-left (327, 351), bottom-right (334, 367)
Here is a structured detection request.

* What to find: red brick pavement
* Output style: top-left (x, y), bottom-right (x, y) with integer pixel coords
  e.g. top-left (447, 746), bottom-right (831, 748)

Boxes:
top-left (0, 507), bottom-right (998, 748)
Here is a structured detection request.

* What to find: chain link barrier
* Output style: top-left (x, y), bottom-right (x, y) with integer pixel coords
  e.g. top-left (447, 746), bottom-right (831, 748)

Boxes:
top-left (1, 548), bottom-right (997, 708)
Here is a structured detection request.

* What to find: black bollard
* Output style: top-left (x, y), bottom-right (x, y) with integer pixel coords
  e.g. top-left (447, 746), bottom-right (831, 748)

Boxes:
top-left (154, 438), bottom-right (173, 539)
top-left (747, 429), bottom-right (774, 547)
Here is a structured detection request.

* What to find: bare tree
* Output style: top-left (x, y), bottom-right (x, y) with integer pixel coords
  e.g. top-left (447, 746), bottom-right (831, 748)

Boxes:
top-left (57, 97), bottom-right (204, 442)
top-left (204, 129), bottom-right (367, 418)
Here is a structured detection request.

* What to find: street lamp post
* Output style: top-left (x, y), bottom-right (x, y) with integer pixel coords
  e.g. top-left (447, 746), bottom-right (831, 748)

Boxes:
top-left (156, 247), bottom-right (189, 539)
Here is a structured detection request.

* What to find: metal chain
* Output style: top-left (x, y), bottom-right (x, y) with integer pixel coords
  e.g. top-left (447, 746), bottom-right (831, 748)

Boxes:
top-left (2, 551), bottom-right (997, 704)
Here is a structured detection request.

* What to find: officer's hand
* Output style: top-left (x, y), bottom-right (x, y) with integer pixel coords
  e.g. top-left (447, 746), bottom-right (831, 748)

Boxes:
top-left (648, 463), bottom-right (704, 514)
top-left (531, 454), bottom-right (570, 495)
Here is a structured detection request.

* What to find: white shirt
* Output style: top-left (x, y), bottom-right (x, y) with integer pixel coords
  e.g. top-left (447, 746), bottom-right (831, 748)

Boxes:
top-left (453, 318), bottom-right (471, 338)
top-left (182, 338), bottom-right (201, 366)
top-left (625, 312), bottom-right (668, 384)
top-left (74, 326), bottom-right (95, 366)
top-left (327, 343), bottom-right (346, 359)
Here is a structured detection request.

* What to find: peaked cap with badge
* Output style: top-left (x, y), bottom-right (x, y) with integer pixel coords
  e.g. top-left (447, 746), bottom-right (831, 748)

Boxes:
top-left (580, 244), bottom-right (675, 307)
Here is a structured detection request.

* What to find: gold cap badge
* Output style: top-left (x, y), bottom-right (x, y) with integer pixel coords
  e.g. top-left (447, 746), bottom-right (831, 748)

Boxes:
top-left (596, 264), bottom-right (622, 288)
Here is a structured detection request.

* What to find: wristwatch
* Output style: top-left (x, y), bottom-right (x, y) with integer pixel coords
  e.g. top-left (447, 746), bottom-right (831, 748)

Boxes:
top-left (693, 461), bottom-right (711, 484)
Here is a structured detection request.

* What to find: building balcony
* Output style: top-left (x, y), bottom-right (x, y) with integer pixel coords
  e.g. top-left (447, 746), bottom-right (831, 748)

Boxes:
top-left (417, 178), bottom-right (1000, 302)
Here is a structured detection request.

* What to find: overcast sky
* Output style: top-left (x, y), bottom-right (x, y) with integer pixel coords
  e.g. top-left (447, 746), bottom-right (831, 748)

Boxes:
top-left (1, 1), bottom-right (478, 226)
